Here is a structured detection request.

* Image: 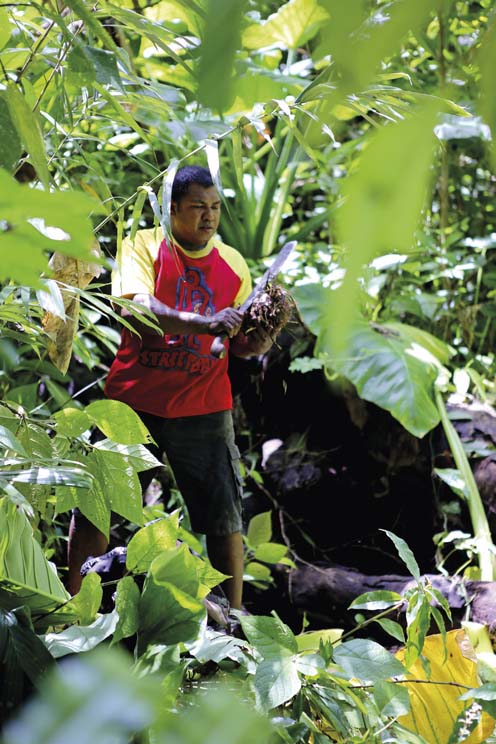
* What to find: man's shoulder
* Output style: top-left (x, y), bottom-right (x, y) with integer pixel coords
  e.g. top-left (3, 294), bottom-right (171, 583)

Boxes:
top-left (214, 239), bottom-right (247, 266)
top-left (133, 226), bottom-right (163, 246)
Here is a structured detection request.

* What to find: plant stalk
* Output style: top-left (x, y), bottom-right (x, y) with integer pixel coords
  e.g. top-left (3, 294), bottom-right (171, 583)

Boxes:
top-left (435, 388), bottom-right (495, 581)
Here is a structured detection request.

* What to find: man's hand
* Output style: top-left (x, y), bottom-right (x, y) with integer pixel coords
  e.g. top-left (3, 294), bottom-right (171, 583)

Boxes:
top-left (230, 324), bottom-right (273, 358)
top-left (206, 307), bottom-right (244, 337)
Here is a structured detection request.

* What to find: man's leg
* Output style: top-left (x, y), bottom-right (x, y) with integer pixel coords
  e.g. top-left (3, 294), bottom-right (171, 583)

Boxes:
top-left (206, 531), bottom-right (244, 610)
top-left (67, 510), bottom-right (108, 595)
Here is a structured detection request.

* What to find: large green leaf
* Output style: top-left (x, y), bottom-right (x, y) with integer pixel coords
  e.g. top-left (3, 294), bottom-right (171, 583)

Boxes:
top-left (254, 655), bottom-right (301, 711)
top-left (316, 321), bottom-right (441, 438)
top-left (112, 577), bottom-right (140, 644)
top-left (92, 439), bottom-right (162, 472)
top-left (0, 607), bottom-right (55, 718)
top-left (0, 169), bottom-right (98, 286)
top-left (0, 498), bottom-right (75, 630)
top-left (243, 0), bottom-right (329, 50)
top-left (239, 613), bottom-right (298, 656)
top-left (328, 101), bottom-right (440, 351)
top-left (91, 449), bottom-right (144, 526)
top-left (86, 400), bottom-right (154, 445)
top-left (1, 647), bottom-right (158, 744)
top-left (4, 82), bottom-right (50, 189)
top-left (197, 0), bottom-right (246, 112)
top-left (333, 639), bottom-right (405, 682)
top-left (0, 93), bottom-right (22, 171)
top-left (126, 516), bottom-right (179, 574)
top-left (138, 577), bottom-right (205, 652)
top-left (42, 612), bottom-right (119, 658)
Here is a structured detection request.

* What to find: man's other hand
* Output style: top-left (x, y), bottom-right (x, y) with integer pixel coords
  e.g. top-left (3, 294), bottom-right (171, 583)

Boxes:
top-left (207, 308), bottom-right (244, 337)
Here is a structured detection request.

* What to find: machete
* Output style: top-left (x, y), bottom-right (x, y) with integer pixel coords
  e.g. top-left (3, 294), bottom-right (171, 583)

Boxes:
top-left (210, 239), bottom-right (297, 359)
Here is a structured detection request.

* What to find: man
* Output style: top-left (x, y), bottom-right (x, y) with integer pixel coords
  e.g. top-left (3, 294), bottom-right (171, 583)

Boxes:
top-left (67, 165), bottom-right (272, 609)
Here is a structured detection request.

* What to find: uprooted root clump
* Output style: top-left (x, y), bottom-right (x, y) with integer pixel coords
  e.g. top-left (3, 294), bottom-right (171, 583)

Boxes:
top-left (242, 283), bottom-right (294, 340)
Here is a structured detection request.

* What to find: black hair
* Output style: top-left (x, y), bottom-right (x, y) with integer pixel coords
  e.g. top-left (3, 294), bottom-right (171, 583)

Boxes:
top-left (171, 166), bottom-right (214, 203)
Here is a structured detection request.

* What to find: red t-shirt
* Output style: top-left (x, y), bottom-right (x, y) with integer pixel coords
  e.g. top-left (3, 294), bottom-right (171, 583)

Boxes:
top-left (105, 230), bottom-right (251, 418)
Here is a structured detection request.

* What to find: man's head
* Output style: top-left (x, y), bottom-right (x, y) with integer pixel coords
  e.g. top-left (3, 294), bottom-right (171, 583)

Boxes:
top-left (171, 166), bottom-right (221, 251)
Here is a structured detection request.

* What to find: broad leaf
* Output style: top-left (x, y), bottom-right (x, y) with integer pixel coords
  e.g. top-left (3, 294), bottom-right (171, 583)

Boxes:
top-left (112, 576), bottom-right (140, 644)
top-left (254, 655), bottom-right (301, 710)
top-left (317, 321), bottom-right (441, 438)
top-left (86, 400), bottom-right (153, 445)
top-left (243, 0), bottom-right (329, 50)
top-left (246, 511), bottom-right (272, 548)
top-left (67, 572), bottom-right (103, 626)
top-left (5, 82), bottom-right (50, 188)
top-left (92, 439), bottom-right (162, 472)
top-left (42, 612), bottom-right (119, 658)
top-left (138, 576), bottom-right (205, 652)
top-left (333, 639), bottom-right (405, 682)
top-left (126, 516), bottom-right (179, 574)
top-left (238, 613), bottom-right (298, 656)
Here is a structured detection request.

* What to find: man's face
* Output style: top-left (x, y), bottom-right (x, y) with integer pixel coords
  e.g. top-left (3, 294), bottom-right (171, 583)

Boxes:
top-left (171, 183), bottom-right (221, 250)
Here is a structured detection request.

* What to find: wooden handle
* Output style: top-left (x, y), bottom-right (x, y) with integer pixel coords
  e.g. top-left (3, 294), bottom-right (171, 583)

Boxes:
top-left (210, 333), bottom-right (228, 359)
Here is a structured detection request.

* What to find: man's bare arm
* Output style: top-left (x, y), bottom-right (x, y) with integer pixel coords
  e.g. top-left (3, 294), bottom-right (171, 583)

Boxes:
top-left (120, 293), bottom-right (243, 338)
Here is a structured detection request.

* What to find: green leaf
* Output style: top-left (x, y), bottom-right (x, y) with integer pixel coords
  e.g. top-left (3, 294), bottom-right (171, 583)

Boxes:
top-left (1, 646), bottom-right (158, 744)
top-left (253, 542), bottom-right (288, 564)
top-left (126, 516), bottom-right (179, 574)
top-left (150, 544), bottom-right (201, 598)
top-left (318, 321), bottom-right (441, 438)
top-left (0, 169), bottom-right (98, 286)
top-left (42, 612), bottom-right (119, 658)
top-left (91, 449), bottom-right (144, 526)
top-left (197, 0), bottom-right (246, 112)
top-left (329, 101), bottom-right (440, 353)
top-left (81, 46), bottom-right (124, 91)
top-left (112, 576), bottom-right (140, 644)
top-left (67, 572), bottom-right (103, 626)
top-left (0, 93), bottom-right (22, 170)
top-left (434, 468), bottom-right (468, 499)
top-left (138, 576), bottom-right (205, 651)
top-left (374, 618), bottom-right (406, 644)
top-left (0, 8), bottom-right (11, 50)
top-left (1, 466), bottom-right (93, 488)
top-left (349, 590), bottom-right (403, 611)
top-left (296, 628), bottom-right (343, 652)
top-left (86, 399), bottom-right (154, 445)
top-left (53, 407), bottom-right (92, 438)
top-left (476, 18), bottom-right (496, 173)
top-left (382, 530), bottom-right (420, 580)
top-left (292, 283), bottom-right (329, 336)
top-left (243, 0), bottom-right (329, 50)
top-left (5, 83), bottom-right (50, 189)
top-left (0, 424), bottom-right (28, 456)
top-left (0, 606), bottom-right (54, 682)
top-left (404, 597), bottom-right (431, 668)
top-left (92, 439), bottom-right (162, 472)
top-left (373, 679), bottom-right (410, 718)
top-left (254, 655), bottom-right (301, 710)
top-left (238, 613), bottom-right (298, 656)
top-left (246, 511), bottom-right (272, 548)
top-left (0, 498), bottom-right (73, 630)
top-left (333, 639), bottom-right (405, 683)
top-left (245, 561), bottom-right (272, 581)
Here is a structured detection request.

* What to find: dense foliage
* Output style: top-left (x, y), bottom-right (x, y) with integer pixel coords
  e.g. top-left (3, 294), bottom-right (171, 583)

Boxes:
top-left (1, 1), bottom-right (496, 742)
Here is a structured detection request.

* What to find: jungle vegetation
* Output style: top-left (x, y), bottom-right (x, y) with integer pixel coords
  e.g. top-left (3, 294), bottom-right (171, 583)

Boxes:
top-left (1, 1), bottom-right (496, 742)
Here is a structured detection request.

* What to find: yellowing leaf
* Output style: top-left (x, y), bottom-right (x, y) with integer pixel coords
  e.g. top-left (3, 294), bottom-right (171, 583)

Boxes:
top-left (242, 0), bottom-right (329, 50)
top-left (395, 630), bottom-right (495, 744)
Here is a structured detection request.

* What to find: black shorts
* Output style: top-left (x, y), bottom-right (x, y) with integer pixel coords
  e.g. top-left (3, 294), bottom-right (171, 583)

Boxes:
top-left (138, 410), bottom-right (243, 536)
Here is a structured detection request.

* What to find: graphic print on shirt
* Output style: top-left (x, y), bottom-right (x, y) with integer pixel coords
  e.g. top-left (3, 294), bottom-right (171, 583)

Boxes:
top-left (138, 267), bottom-right (217, 376)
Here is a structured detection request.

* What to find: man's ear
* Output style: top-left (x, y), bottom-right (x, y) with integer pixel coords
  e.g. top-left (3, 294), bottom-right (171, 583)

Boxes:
top-left (170, 200), bottom-right (178, 215)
